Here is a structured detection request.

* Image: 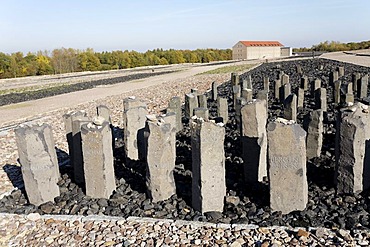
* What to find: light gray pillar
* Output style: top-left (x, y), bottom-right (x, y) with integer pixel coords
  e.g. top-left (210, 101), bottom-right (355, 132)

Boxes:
top-left (212, 81), bottom-right (219, 101)
top-left (267, 120), bottom-right (308, 214)
top-left (146, 118), bottom-right (176, 202)
top-left (279, 83), bottom-right (291, 103)
top-left (283, 94), bottom-right (297, 122)
top-left (337, 66), bottom-right (344, 77)
top-left (123, 98), bottom-right (148, 160)
top-left (235, 97), bottom-right (247, 132)
top-left (185, 93), bottom-right (198, 119)
top-left (233, 85), bottom-right (241, 107)
top-left (352, 73), bottom-right (361, 92)
top-left (281, 74), bottom-right (289, 85)
top-left (194, 107), bottom-right (209, 120)
top-left (231, 72), bottom-right (239, 86)
top-left (15, 123), bottom-right (60, 206)
top-left (330, 71), bottom-right (339, 84)
top-left (263, 76), bottom-right (269, 93)
top-left (97, 105), bottom-right (111, 124)
top-left (198, 94), bottom-right (207, 109)
top-left (274, 80), bottom-right (281, 100)
top-left (242, 75), bottom-right (253, 90)
top-left (217, 97), bottom-right (228, 124)
top-left (334, 81), bottom-right (342, 104)
top-left (241, 99), bottom-right (268, 182)
top-left (304, 110), bottom-right (324, 159)
top-left (297, 88), bottom-right (304, 108)
top-left (81, 120), bottom-right (116, 199)
top-left (301, 76), bottom-right (308, 91)
top-left (242, 89), bottom-right (253, 101)
top-left (357, 75), bottom-right (368, 99)
top-left (167, 96), bottom-right (183, 132)
top-left (315, 88), bottom-right (327, 112)
top-left (311, 79), bottom-right (321, 96)
top-left (72, 115), bottom-right (90, 184)
top-left (191, 119), bottom-right (226, 213)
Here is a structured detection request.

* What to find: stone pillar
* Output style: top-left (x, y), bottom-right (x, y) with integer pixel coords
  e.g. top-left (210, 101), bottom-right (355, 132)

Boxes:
top-left (304, 110), bottom-right (324, 159)
top-left (15, 123), bottom-right (60, 206)
top-left (231, 72), bottom-right (239, 86)
top-left (161, 112), bottom-right (177, 132)
top-left (337, 66), bottom-right (344, 77)
top-left (235, 97), bottom-right (247, 132)
top-left (315, 88), bottom-right (327, 112)
top-left (297, 88), bottom-right (304, 108)
top-left (242, 89), bottom-right (253, 101)
top-left (198, 94), bottom-right (207, 109)
top-left (281, 74), bottom-right (289, 85)
top-left (330, 71), bottom-right (339, 84)
top-left (263, 77), bottom-right (269, 93)
top-left (146, 118), bottom-right (176, 202)
top-left (97, 105), bottom-right (111, 123)
top-left (81, 120), bottom-right (116, 199)
top-left (279, 83), bottom-right (291, 103)
top-left (123, 98), bottom-right (148, 160)
top-left (167, 96), bottom-right (183, 132)
top-left (334, 81), bottom-right (342, 104)
top-left (242, 75), bottom-right (253, 90)
top-left (267, 119), bottom-right (308, 214)
top-left (212, 81), bottom-right (219, 101)
top-left (72, 115), bottom-right (90, 184)
top-left (233, 85), bottom-right (241, 107)
top-left (185, 93), bottom-right (198, 119)
top-left (357, 75), bottom-right (368, 99)
top-left (217, 97), bottom-right (228, 124)
top-left (191, 119), bottom-right (226, 213)
top-left (241, 99), bottom-right (268, 182)
top-left (194, 107), bottom-right (209, 120)
top-left (301, 76), bottom-right (308, 90)
top-left (296, 64), bottom-right (302, 75)
top-left (283, 94), bottom-right (297, 122)
top-left (352, 73), bottom-right (361, 92)
top-left (336, 103), bottom-right (370, 194)
top-left (191, 88), bottom-right (198, 96)
top-left (311, 79), bottom-right (321, 96)
top-left (274, 80), bottom-right (281, 100)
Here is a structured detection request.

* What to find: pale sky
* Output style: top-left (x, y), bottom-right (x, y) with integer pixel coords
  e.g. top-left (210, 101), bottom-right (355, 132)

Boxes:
top-left (1, 0), bottom-right (369, 54)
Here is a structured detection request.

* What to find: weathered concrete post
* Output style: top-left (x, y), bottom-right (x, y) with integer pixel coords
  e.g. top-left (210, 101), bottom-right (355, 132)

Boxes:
top-left (191, 118), bottom-right (226, 213)
top-left (123, 98), bottom-right (148, 160)
top-left (344, 83), bottom-right (354, 104)
top-left (315, 88), bottom-right (327, 112)
top-left (191, 88), bottom-right (198, 96)
top-left (145, 117), bottom-right (176, 202)
top-left (97, 105), bottom-right (111, 123)
top-left (279, 83), bottom-right (291, 103)
top-left (198, 94), bottom-right (207, 109)
top-left (330, 71), bottom-right (339, 84)
top-left (212, 81), bottom-right (219, 101)
top-left (281, 74), bottom-right (289, 85)
top-left (274, 80), bottom-right (281, 99)
top-left (233, 85), bottom-right (241, 107)
top-left (352, 73), bottom-right (361, 92)
top-left (301, 76), bottom-right (308, 91)
top-left (241, 99), bottom-right (268, 182)
top-left (304, 110), bottom-right (324, 159)
top-left (334, 81), bottom-right (342, 104)
top-left (297, 88), bottom-right (304, 108)
top-left (267, 119), bottom-right (308, 214)
top-left (283, 94), bottom-right (297, 122)
top-left (357, 75), bottom-right (369, 99)
top-left (242, 75), bottom-right (253, 90)
top-left (336, 103), bottom-right (370, 194)
top-left (337, 66), bottom-right (344, 77)
top-left (194, 107), bottom-right (209, 120)
top-left (235, 97), bottom-right (247, 132)
top-left (185, 93), bottom-right (198, 119)
top-left (311, 79), bottom-right (321, 97)
top-left (242, 89), bottom-right (253, 101)
top-left (231, 72), bottom-right (239, 86)
top-left (217, 97), bottom-right (228, 124)
top-left (263, 76), bottom-right (269, 93)
top-left (81, 120), bottom-right (116, 199)
top-left (167, 96), bottom-right (183, 132)
top-left (15, 123), bottom-right (60, 206)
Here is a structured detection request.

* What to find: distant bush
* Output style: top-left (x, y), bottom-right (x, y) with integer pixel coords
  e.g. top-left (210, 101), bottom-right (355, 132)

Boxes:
top-left (293, 40), bottom-right (370, 52)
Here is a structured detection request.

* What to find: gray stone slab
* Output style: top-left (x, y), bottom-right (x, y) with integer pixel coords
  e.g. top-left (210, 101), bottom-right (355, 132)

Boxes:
top-left (242, 89), bottom-right (253, 102)
top-left (263, 77), bottom-right (269, 93)
top-left (274, 80), bottom-right (281, 100)
top-left (242, 75), bottom-right (253, 90)
top-left (146, 119), bottom-right (176, 202)
top-left (297, 88), bottom-right (304, 108)
top-left (81, 121), bottom-right (116, 199)
top-left (123, 98), bottom-right (148, 160)
top-left (311, 79), bottom-right (321, 97)
top-left (212, 81), bottom-right (219, 101)
top-left (97, 105), bottom-right (111, 123)
top-left (330, 71), bottom-right (339, 84)
top-left (357, 75), bottom-right (368, 99)
top-left (281, 74), bottom-right (289, 85)
top-left (267, 120), bottom-right (308, 214)
top-left (167, 96), bottom-right (183, 132)
top-left (233, 85), bottom-right (241, 107)
top-left (283, 94), bottom-right (297, 122)
top-left (241, 99), bottom-right (268, 182)
top-left (231, 72), bottom-right (239, 86)
top-left (15, 123), bottom-right (60, 206)
top-left (315, 88), bottom-right (327, 112)
top-left (336, 103), bottom-right (370, 194)
top-left (72, 116), bottom-right (90, 184)
top-left (191, 119), bottom-right (226, 213)
top-left (334, 81), bottom-right (342, 104)
top-left (337, 66), bottom-right (344, 77)
top-left (352, 73), bottom-right (361, 92)
top-left (217, 97), bottom-right (228, 124)
top-left (197, 94), bottom-right (207, 109)
top-left (235, 97), bottom-right (247, 132)
top-left (301, 76), bottom-right (308, 91)
top-left (194, 107), bottom-right (209, 120)
top-left (185, 93), bottom-right (198, 119)
top-left (279, 83), bottom-right (291, 103)
top-left (304, 110), bottom-right (324, 159)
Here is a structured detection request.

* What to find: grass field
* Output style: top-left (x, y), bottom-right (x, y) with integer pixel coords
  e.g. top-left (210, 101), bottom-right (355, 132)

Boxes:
top-left (198, 63), bottom-right (258, 75)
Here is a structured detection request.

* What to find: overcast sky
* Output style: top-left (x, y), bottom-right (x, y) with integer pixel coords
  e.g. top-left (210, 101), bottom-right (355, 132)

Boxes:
top-left (1, 0), bottom-right (368, 54)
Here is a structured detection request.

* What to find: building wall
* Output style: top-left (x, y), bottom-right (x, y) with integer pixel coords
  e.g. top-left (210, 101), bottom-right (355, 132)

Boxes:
top-left (281, 47), bottom-right (292, 57)
top-left (232, 42), bottom-right (247, 60)
top-left (245, 47), bottom-right (281, 60)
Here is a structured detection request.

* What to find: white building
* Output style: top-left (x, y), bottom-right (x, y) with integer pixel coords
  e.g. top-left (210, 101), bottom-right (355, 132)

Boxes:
top-left (232, 41), bottom-right (284, 60)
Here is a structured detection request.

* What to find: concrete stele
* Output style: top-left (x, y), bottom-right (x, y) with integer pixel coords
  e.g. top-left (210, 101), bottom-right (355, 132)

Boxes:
top-left (146, 118), bottom-right (176, 203)
top-left (311, 79), bottom-right (321, 97)
top-left (337, 66), bottom-right (345, 77)
top-left (241, 99), bottom-right (268, 182)
top-left (212, 81), bottom-right (219, 101)
top-left (167, 96), bottom-right (183, 132)
top-left (233, 85), bottom-right (241, 107)
top-left (297, 88), bottom-right (304, 108)
top-left (334, 81), bottom-right (342, 104)
top-left (267, 120), bottom-right (308, 214)
top-left (352, 73), bottom-right (361, 92)
top-left (123, 98), bottom-right (148, 160)
top-left (242, 89), bottom-right (253, 102)
top-left (231, 72), bottom-right (239, 86)
top-left (274, 80), bottom-right (281, 100)
top-left (315, 88), bottom-right (327, 112)
top-left (198, 94), bottom-right (207, 109)
top-left (279, 83), bottom-right (291, 103)
top-left (235, 97), bottom-right (247, 132)
top-left (194, 107), bottom-right (209, 120)
top-left (357, 75), bottom-right (369, 99)
top-left (185, 93), bottom-right (198, 119)
top-left (336, 103), bottom-right (370, 194)
top-left (81, 121), bottom-right (116, 199)
top-left (191, 118), bottom-right (226, 213)
top-left (263, 77), bottom-right (269, 93)
top-left (97, 105), bottom-right (111, 124)
top-left (217, 97), bottom-right (228, 124)
top-left (283, 94), bottom-right (297, 122)
top-left (15, 123), bottom-right (60, 206)
top-left (304, 110), bottom-right (324, 159)
top-left (242, 75), bottom-right (253, 91)
top-left (281, 74), bottom-right (289, 85)
top-left (301, 76), bottom-right (308, 91)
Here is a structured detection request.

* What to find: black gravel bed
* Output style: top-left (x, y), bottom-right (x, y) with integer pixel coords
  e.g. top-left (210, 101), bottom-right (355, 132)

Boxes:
top-left (2, 58), bottom-right (370, 232)
top-left (0, 71), bottom-right (174, 106)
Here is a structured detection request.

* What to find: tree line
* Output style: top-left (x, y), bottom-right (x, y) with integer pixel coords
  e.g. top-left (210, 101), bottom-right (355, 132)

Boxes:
top-left (293, 40), bottom-right (370, 52)
top-left (0, 48), bottom-right (232, 79)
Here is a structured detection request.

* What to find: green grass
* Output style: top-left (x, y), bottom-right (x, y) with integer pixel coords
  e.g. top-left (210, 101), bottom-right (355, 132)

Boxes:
top-left (198, 64), bottom-right (257, 75)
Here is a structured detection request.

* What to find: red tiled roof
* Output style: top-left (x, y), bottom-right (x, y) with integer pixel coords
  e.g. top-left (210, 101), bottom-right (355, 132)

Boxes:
top-left (240, 41), bottom-right (284, 47)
